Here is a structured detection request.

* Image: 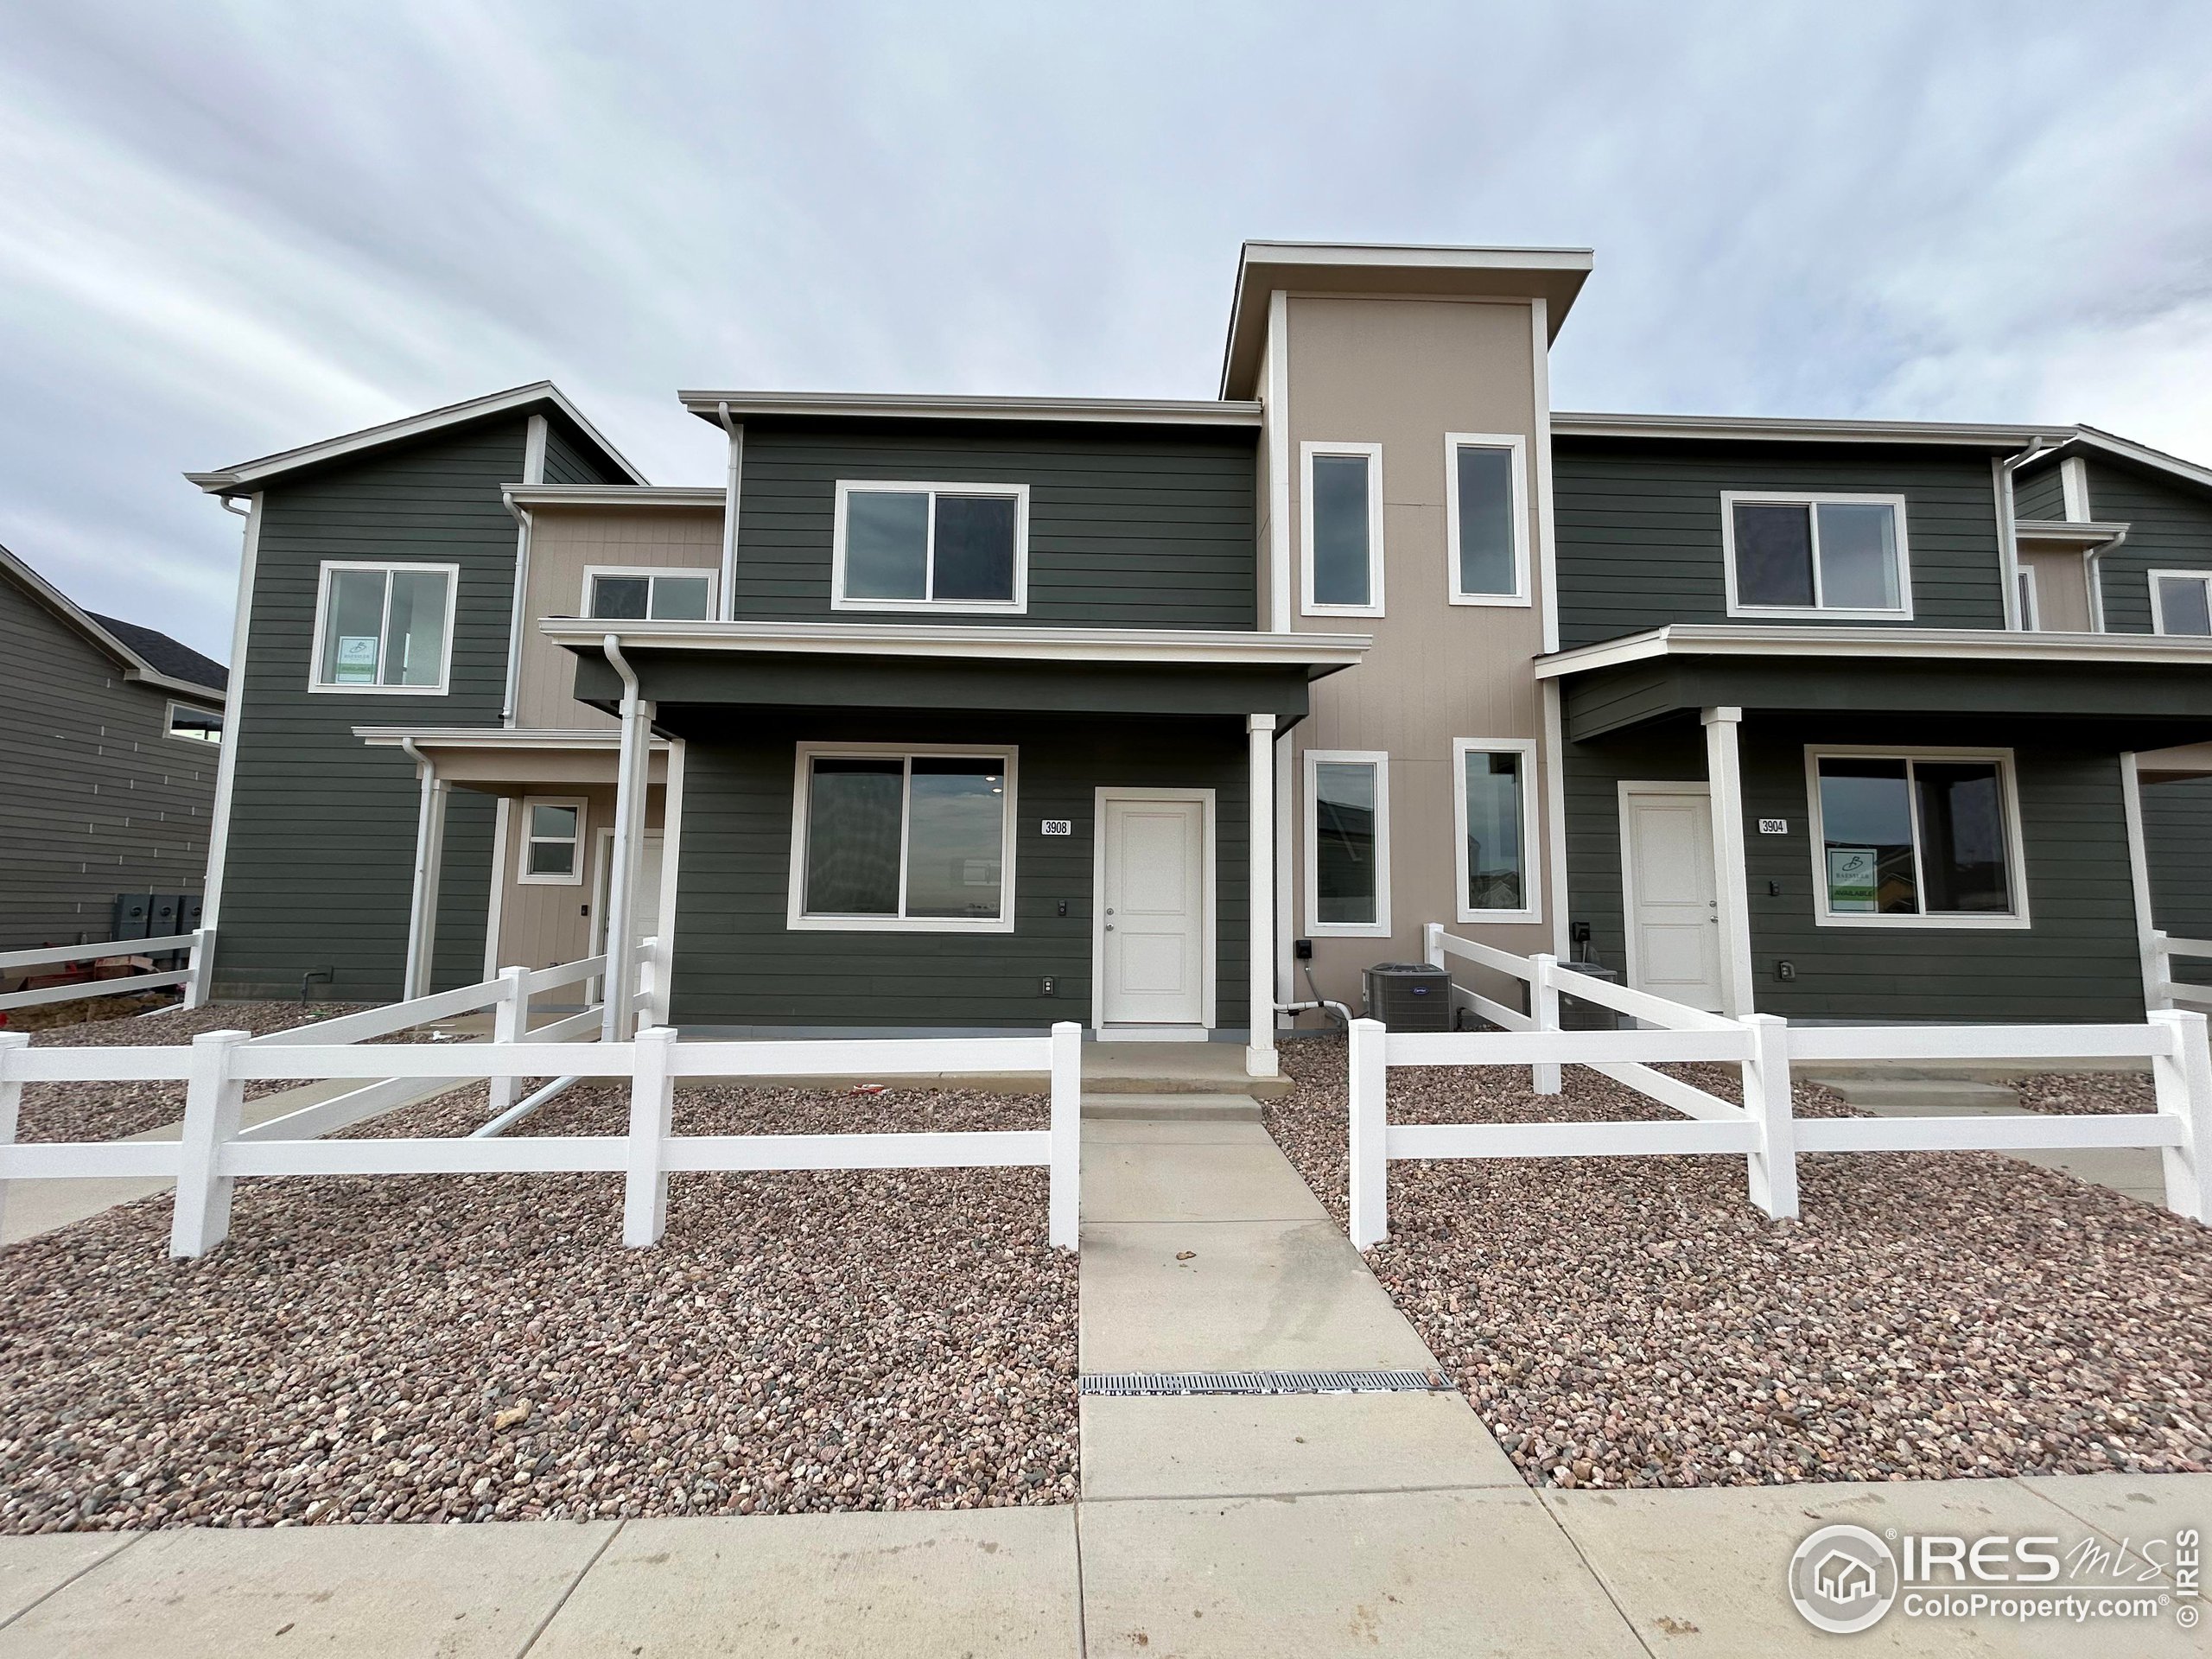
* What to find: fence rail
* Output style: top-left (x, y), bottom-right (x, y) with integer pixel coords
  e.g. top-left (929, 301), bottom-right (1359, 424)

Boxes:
top-left (0, 930), bottom-right (211, 1015)
top-left (2152, 930), bottom-right (2212, 1014)
top-left (1345, 924), bottom-right (2212, 1249)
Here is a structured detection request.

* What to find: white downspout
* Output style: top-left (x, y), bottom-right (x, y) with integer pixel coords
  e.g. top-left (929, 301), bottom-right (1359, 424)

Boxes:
top-left (601, 634), bottom-right (646, 1041)
top-left (717, 403), bottom-right (742, 621)
top-left (2088, 526), bottom-right (2128, 633)
top-left (399, 737), bottom-right (448, 1001)
top-left (194, 493), bottom-right (260, 978)
top-left (1996, 437), bottom-right (2055, 631)
top-left (499, 493), bottom-right (533, 726)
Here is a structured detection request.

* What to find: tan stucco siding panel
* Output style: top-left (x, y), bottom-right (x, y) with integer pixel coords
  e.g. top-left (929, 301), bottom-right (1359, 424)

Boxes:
top-left (515, 506), bottom-right (723, 729)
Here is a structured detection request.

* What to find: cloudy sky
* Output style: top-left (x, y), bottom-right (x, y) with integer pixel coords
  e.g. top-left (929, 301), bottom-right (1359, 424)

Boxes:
top-left (3, 2), bottom-right (2209, 657)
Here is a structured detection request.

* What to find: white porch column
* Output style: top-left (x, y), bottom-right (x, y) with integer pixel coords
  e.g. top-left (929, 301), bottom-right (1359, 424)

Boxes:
top-left (601, 671), bottom-right (657, 1042)
top-left (400, 742), bottom-right (450, 1001)
top-left (1247, 714), bottom-right (1278, 1078)
top-left (1701, 706), bottom-right (1754, 1017)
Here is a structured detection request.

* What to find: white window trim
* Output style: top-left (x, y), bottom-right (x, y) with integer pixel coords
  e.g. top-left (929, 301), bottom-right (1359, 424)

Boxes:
top-left (1802, 745), bottom-right (2030, 930)
top-left (2148, 569), bottom-right (2212, 636)
top-left (2018, 565), bottom-right (2041, 632)
top-left (306, 560), bottom-right (461, 695)
top-left (1451, 737), bottom-right (1541, 923)
top-left (1720, 492), bottom-right (1914, 621)
top-left (1303, 748), bottom-right (1391, 938)
top-left (1443, 433), bottom-right (1532, 607)
top-left (518, 795), bottom-right (588, 887)
top-left (1300, 442), bottom-right (1385, 618)
top-left (785, 741), bottom-right (1019, 933)
top-left (580, 564), bottom-right (721, 621)
top-left (830, 481), bottom-right (1031, 615)
top-left (164, 700), bottom-right (222, 746)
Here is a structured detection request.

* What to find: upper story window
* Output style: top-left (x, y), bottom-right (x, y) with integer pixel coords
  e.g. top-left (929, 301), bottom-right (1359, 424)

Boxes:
top-left (1808, 748), bottom-right (2026, 929)
top-left (585, 567), bottom-right (716, 620)
top-left (2151, 571), bottom-right (2212, 636)
top-left (165, 702), bottom-right (222, 744)
top-left (832, 482), bottom-right (1028, 613)
top-left (310, 562), bottom-right (457, 694)
top-left (1722, 493), bottom-right (1911, 620)
top-left (788, 744), bottom-right (1016, 931)
top-left (1301, 442), bottom-right (1384, 616)
top-left (1446, 435), bottom-right (1530, 606)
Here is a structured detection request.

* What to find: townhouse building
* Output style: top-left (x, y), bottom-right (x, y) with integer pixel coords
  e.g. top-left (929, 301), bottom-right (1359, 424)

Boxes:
top-left (182, 243), bottom-right (2212, 1071)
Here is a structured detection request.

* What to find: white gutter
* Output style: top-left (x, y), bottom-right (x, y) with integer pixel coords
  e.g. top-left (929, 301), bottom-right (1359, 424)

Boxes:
top-left (717, 402), bottom-right (741, 621)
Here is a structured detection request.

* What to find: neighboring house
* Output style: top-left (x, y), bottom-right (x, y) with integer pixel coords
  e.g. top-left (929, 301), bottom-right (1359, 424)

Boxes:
top-left (0, 543), bottom-right (228, 950)
top-left (184, 245), bottom-right (2212, 1070)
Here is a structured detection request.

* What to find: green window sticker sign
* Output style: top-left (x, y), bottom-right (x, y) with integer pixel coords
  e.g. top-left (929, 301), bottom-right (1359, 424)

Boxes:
top-left (335, 635), bottom-right (378, 684)
top-left (1827, 847), bottom-right (1878, 912)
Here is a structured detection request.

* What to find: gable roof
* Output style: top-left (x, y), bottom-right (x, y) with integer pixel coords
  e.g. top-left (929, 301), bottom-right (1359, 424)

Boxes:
top-left (2017, 424), bottom-right (2212, 499)
top-left (183, 381), bottom-right (645, 493)
top-left (0, 543), bottom-right (228, 702)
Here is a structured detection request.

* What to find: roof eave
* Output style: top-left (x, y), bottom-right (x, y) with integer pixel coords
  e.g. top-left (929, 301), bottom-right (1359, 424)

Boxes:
top-left (677, 391), bottom-right (1262, 428)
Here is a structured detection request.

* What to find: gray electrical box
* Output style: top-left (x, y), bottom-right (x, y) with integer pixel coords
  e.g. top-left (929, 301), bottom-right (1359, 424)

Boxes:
top-left (1363, 962), bottom-right (1452, 1031)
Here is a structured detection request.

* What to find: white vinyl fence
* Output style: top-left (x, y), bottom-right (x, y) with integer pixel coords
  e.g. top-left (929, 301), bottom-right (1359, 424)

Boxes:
top-left (1344, 923), bottom-right (2212, 1249)
top-left (0, 961), bottom-right (1082, 1256)
top-left (0, 930), bottom-right (212, 1015)
top-left (2152, 930), bottom-right (2212, 1014)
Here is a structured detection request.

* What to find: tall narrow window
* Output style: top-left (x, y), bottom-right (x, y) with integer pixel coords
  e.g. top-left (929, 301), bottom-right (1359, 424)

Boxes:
top-left (587, 569), bottom-right (715, 620)
top-left (833, 484), bottom-right (1027, 612)
top-left (791, 747), bottom-right (1015, 931)
top-left (1305, 751), bottom-right (1389, 935)
top-left (519, 798), bottom-right (586, 885)
top-left (1453, 740), bottom-right (1538, 919)
top-left (311, 563), bottom-right (457, 691)
top-left (2152, 571), bottom-right (2212, 637)
top-left (1724, 495), bottom-right (1910, 618)
top-left (1810, 751), bottom-right (2023, 925)
top-left (1446, 435), bottom-right (1529, 604)
top-left (1302, 443), bottom-right (1382, 613)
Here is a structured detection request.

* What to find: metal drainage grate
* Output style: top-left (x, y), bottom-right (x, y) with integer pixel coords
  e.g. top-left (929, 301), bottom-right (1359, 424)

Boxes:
top-left (1080, 1369), bottom-right (1452, 1398)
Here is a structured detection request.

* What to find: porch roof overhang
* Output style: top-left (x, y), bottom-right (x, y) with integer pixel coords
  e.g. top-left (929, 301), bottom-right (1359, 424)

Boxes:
top-left (353, 725), bottom-right (671, 790)
top-left (1535, 625), bottom-right (2212, 747)
top-left (542, 619), bottom-right (1369, 727)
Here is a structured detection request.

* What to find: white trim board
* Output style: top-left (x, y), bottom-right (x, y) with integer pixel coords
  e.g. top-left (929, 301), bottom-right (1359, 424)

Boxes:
top-left (541, 617), bottom-right (1372, 670)
top-left (1302, 749), bottom-right (1392, 938)
top-left (681, 390), bottom-right (1262, 427)
top-left (1534, 622), bottom-right (2212, 677)
top-left (1089, 785), bottom-right (1219, 1035)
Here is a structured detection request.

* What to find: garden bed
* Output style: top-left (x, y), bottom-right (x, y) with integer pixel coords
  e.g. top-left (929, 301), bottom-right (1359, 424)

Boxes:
top-left (0, 1080), bottom-right (1075, 1531)
top-left (1262, 1034), bottom-right (2212, 1490)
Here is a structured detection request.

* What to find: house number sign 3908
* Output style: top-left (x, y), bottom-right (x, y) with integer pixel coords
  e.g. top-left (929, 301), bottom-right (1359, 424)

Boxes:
top-left (1040, 819), bottom-right (1073, 836)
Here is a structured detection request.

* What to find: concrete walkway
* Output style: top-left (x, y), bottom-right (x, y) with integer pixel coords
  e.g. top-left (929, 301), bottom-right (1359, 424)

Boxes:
top-left (3, 1081), bottom-right (2207, 1656)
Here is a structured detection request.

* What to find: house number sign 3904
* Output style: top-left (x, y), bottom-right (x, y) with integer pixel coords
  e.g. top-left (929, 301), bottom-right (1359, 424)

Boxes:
top-left (1758, 818), bottom-right (1789, 835)
top-left (1040, 819), bottom-right (1073, 836)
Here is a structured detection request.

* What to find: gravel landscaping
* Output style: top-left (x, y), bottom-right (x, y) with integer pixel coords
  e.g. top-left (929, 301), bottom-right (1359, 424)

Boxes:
top-left (1262, 1035), bottom-right (2212, 1490)
top-left (15, 1002), bottom-right (374, 1144)
top-left (0, 1081), bottom-right (1075, 1531)
top-left (2012, 1070), bottom-right (2158, 1116)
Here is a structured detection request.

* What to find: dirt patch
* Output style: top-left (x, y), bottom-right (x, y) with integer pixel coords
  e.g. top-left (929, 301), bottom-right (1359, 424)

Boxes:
top-left (1262, 1034), bottom-right (2212, 1490)
top-left (0, 1080), bottom-right (1072, 1531)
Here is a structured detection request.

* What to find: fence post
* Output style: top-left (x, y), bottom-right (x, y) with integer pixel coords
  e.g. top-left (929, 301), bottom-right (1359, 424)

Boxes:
top-left (487, 966), bottom-right (529, 1117)
top-left (1349, 1016), bottom-right (1388, 1249)
top-left (1739, 1013), bottom-right (1799, 1220)
top-left (1422, 922), bottom-right (1444, 970)
top-left (1529, 953), bottom-right (1562, 1095)
top-left (182, 927), bottom-right (216, 1012)
top-left (622, 1025), bottom-right (676, 1247)
top-left (0, 1033), bottom-right (25, 1243)
top-left (1047, 1020), bottom-right (1081, 1250)
top-left (634, 938), bottom-right (658, 1039)
top-left (170, 1029), bottom-right (249, 1258)
top-left (2149, 1009), bottom-right (2212, 1222)
top-left (2148, 930), bottom-right (2174, 1013)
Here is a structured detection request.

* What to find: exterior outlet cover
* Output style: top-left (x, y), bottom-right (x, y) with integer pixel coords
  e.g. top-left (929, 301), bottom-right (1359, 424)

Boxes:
top-left (1777, 960), bottom-right (1796, 982)
top-left (1040, 976), bottom-right (1056, 997)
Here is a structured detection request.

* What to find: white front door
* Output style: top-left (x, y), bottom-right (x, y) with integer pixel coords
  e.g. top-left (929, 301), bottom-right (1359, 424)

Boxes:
top-left (1099, 797), bottom-right (1206, 1028)
top-left (1622, 785), bottom-right (1723, 1013)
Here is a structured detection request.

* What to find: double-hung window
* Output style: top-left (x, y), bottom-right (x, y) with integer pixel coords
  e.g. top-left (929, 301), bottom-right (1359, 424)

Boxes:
top-left (789, 745), bottom-right (1016, 931)
top-left (832, 482), bottom-right (1028, 613)
top-left (585, 568), bottom-right (715, 620)
top-left (166, 702), bottom-right (222, 745)
top-left (1301, 443), bottom-right (1383, 615)
top-left (310, 562), bottom-right (458, 692)
top-left (519, 797), bottom-right (586, 885)
top-left (1807, 749), bottom-right (2026, 927)
top-left (1445, 435), bottom-right (1530, 605)
top-left (1723, 493), bottom-right (1911, 620)
top-left (2151, 571), bottom-right (2212, 637)
top-left (1452, 739), bottom-right (1539, 920)
top-left (1305, 750), bottom-right (1390, 936)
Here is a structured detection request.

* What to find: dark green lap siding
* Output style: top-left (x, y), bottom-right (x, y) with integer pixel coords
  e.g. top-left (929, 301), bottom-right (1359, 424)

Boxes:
top-left (734, 421), bottom-right (1257, 629)
top-left (1554, 439), bottom-right (2006, 648)
top-left (2142, 775), bottom-right (2212, 938)
top-left (1566, 715), bottom-right (2143, 1021)
top-left (2077, 460), bottom-right (2212, 634)
top-left (213, 423), bottom-right (525, 1001)
top-left (668, 713), bottom-right (1249, 1030)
